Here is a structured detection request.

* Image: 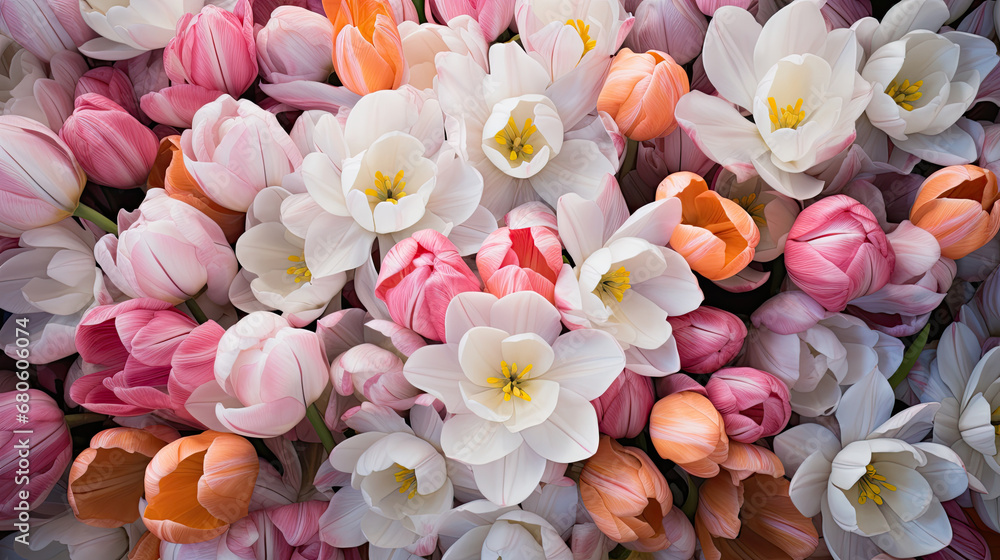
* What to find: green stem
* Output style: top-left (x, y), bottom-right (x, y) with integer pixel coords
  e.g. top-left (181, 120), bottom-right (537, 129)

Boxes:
top-left (73, 203), bottom-right (118, 235)
top-left (65, 413), bottom-right (107, 429)
top-left (185, 298), bottom-right (208, 325)
top-left (307, 403), bottom-right (335, 453)
top-left (889, 323), bottom-right (931, 389)
top-left (506, 33), bottom-right (520, 43)
top-left (618, 138), bottom-right (639, 182)
top-left (679, 468), bottom-right (699, 518)
top-left (413, 0), bottom-right (426, 23)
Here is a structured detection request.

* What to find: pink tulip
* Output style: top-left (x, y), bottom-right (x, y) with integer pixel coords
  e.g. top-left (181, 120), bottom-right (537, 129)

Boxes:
top-left (163, 0), bottom-right (258, 98)
top-left (140, 83), bottom-right (225, 129)
top-left (250, 0), bottom-right (325, 26)
top-left (591, 369), bottom-right (655, 439)
top-left (476, 226), bottom-right (562, 303)
top-left (116, 49), bottom-right (169, 110)
top-left (59, 94), bottom-right (158, 189)
top-left (425, 0), bottom-right (513, 41)
top-left (693, 0), bottom-right (751, 15)
top-left (94, 189), bottom-right (238, 305)
top-left (0, 0), bottom-right (96, 62)
top-left (256, 6), bottom-right (335, 84)
top-left (1, 389), bottom-right (71, 521)
top-left (668, 306), bottom-right (746, 374)
top-left (623, 0), bottom-right (708, 66)
top-left (821, 0), bottom-right (871, 29)
top-left (784, 194), bottom-right (896, 312)
top-left (924, 500), bottom-right (990, 560)
top-left (375, 229), bottom-right (481, 343)
top-left (330, 343), bottom-right (422, 411)
top-left (74, 67), bottom-right (141, 120)
top-left (705, 367), bottom-right (791, 443)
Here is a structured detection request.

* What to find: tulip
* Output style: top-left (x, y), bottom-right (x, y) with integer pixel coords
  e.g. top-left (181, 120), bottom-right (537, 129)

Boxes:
top-left (694, 0), bottom-right (751, 15)
top-left (78, 0), bottom-right (213, 60)
top-left (910, 165), bottom-right (1000, 260)
top-left (425, 0), bottom-right (513, 41)
top-left (324, 0), bottom-right (407, 95)
top-left (597, 48), bottom-right (689, 142)
top-left (329, 343), bottom-right (422, 410)
top-left (399, 16), bottom-right (489, 90)
top-left (0, 390), bottom-right (71, 520)
top-left (656, 172), bottom-right (759, 281)
top-left (784, 194), bottom-right (896, 312)
top-left (592, 369), bottom-right (655, 439)
top-left (59, 94), bottom-right (158, 189)
top-left (649, 391), bottom-right (729, 477)
top-left (164, 0), bottom-right (258, 98)
top-left (821, 0), bottom-right (871, 29)
top-left (713, 171), bottom-right (800, 263)
top-left (580, 436), bottom-right (674, 549)
top-left (139, 83), bottom-right (227, 129)
top-left (924, 500), bottom-right (991, 560)
top-left (67, 426), bottom-right (178, 528)
top-left (143, 431), bottom-right (259, 544)
top-left (0, 39), bottom-right (84, 131)
top-left (0, 115), bottom-right (86, 237)
top-left (476, 225), bottom-right (562, 303)
top-left (74, 66), bottom-right (141, 120)
top-left (0, 0), bottom-right (96, 62)
top-left (375, 229), bottom-right (481, 342)
top-left (668, 306), bottom-right (746, 374)
top-left (256, 6), bottom-right (335, 84)
top-left (623, 0), bottom-right (708, 66)
top-left (705, 368), bottom-right (791, 443)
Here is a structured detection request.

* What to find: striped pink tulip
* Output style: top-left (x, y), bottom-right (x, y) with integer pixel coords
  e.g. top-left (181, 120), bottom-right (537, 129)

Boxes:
top-left (668, 306), bottom-right (746, 374)
top-left (476, 226), bottom-right (562, 303)
top-left (705, 368), bottom-right (790, 443)
top-left (592, 369), bottom-right (654, 439)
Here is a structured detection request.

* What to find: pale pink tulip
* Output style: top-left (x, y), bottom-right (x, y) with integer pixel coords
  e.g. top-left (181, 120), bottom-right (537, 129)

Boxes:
top-left (705, 367), bottom-right (791, 443)
top-left (623, 0), bottom-right (708, 66)
top-left (74, 66), bottom-right (141, 120)
top-left (693, 0), bottom-right (751, 15)
top-left (94, 189), bottom-right (238, 305)
top-left (425, 0), bottom-right (513, 41)
top-left (476, 225), bottom-right (562, 303)
top-left (250, 0), bottom-right (325, 25)
top-left (329, 343), bottom-right (422, 411)
top-left (59, 94), bottom-right (158, 189)
top-left (398, 16), bottom-right (488, 90)
top-left (140, 83), bottom-right (224, 129)
top-left (0, 41), bottom-right (86, 131)
top-left (375, 229), bottom-right (481, 342)
top-left (164, 0), bottom-right (258, 98)
top-left (0, 390), bottom-right (71, 521)
top-left (116, 49), bottom-right (169, 111)
top-left (592, 369), bottom-right (654, 439)
top-left (784, 194), bottom-right (895, 312)
top-left (0, 0), bottom-right (96, 62)
top-left (256, 6), bottom-right (335, 84)
top-left (668, 306), bottom-right (746, 374)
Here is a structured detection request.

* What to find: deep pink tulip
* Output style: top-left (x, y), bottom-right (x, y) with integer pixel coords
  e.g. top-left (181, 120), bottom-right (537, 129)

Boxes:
top-left (592, 369), bottom-right (655, 439)
top-left (74, 66), bottom-right (141, 120)
top-left (784, 194), bottom-right (896, 312)
top-left (668, 306), bottom-right (746, 374)
top-left (705, 367), bottom-right (791, 443)
top-left (256, 6), bottom-right (335, 84)
top-left (375, 229), bottom-right (481, 343)
top-left (425, 0), bottom-right (513, 41)
top-left (476, 226), bottom-right (563, 303)
top-left (59, 94), bottom-right (158, 189)
top-left (163, 0), bottom-right (258, 98)
top-left (0, 389), bottom-right (71, 521)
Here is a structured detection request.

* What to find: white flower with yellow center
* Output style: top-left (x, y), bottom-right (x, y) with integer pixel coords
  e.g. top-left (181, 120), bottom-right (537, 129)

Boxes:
top-left (403, 291), bottom-right (626, 506)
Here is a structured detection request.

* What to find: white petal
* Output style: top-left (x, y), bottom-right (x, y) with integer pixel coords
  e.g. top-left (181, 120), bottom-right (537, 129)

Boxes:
top-left (440, 414), bottom-right (524, 465)
top-left (675, 91), bottom-right (767, 181)
top-left (702, 6), bottom-right (761, 110)
top-left (519, 388), bottom-right (599, 463)
top-left (471, 446), bottom-right (547, 507)
top-left (490, 291), bottom-right (562, 345)
top-left (544, 329), bottom-right (625, 400)
top-left (837, 371), bottom-right (895, 446)
top-left (403, 344), bottom-right (468, 412)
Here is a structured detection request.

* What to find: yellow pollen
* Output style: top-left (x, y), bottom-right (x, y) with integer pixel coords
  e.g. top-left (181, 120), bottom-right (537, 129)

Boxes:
top-left (365, 170), bottom-right (407, 205)
top-left (767, 97), bottom-right (805, 130)
top-left (487, 360), bottom-right (533, 402)
top-left (885, 79), bottom-right (923, 111)
top-left (856, 464), bottom-right (897, 505)
top-left (566, 18), bottom-right (596, 56)
top-left (598, 266), bottom-right (632, 303)
top-left (286, 255), bottom-right (312, 284)
top-left (732, 192), bottom-right (767, 228)
top-left (393, 463), bottom-right (419, 499)
top-left (495, 117), bottom-right (537, 162)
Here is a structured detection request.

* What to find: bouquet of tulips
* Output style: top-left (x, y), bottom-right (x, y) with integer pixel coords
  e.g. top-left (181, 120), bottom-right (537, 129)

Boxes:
top-left (5, 0), bottom-right (1000, 558)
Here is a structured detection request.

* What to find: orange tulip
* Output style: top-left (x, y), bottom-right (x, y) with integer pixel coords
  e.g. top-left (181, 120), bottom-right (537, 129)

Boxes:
top-left (910, 164), bottom-right (1000, 259)
top-left (143, 431), bottom-right (259, 544)
top-left (656, 171), bottom-right (759, 281)
top-left (649, 391), bottom-right (729, 478)
top-left (580, 436), bottom-right (673, 550)
top-left (148, 135), bottom-right (245, 243)
top-left (597, 48), bottom-right (690, 141)
top-left (68, 426), bottom-right (179, 528)
top-left (324, 0), bottom-right (407, 95)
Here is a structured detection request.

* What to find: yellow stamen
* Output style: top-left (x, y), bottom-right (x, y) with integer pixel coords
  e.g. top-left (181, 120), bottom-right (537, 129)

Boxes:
top-left (365, 170), bottom-right (407, 205)
top-left (286, 255), bottom-right (312, 284)
top-left (393, 463), bottom-right (419, 499)
top-left (494, 117), bottom-right (538, 162)
top-left (598, 266), bottom-right (631, 302)
top-left (566, 19), bottom-right (597, 56)
top-left (856, 464), bottom-right (896, 506)
top-left (732, 192), bottom-right (767, 228)
top-left (767, 97), bottom-right (805, 131)
top-left (489, 360), bottom-right (533, 402)
top-left (885, 79), bottom-right (923, 111)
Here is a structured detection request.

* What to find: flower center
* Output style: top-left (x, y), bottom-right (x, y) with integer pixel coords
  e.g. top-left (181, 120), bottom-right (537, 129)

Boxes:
top-left (732, 193), bottom-right (766, 227)
top-left (286, 255), bottom-right (312, 283)
top-left (856, 464), bottom-right (896, 505)
top-left (767, 97), bottom-right (805, 131)
top-left (365, 170), bottom-right (407, 204)
top-left (495, 117), bottom-right (537, 162)
top-left (885, 79), bottom-right (923, 111)
top-left (487, 361), bottom-right (533, 402)
top-left (598, 266), bottom-right (632, 302)
top-left (393, 463), bottom-right (419, 499)
top-left (566, 19), bottom-right (596, 56)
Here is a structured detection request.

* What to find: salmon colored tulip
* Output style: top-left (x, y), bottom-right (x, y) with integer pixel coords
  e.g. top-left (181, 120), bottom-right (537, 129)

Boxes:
top-left (143, 431), bottom-right (259, 544)
top-left (910, 165), bottom-right (1000, 259)
top-left (597, 48), bottom-right (689, 141)
top-left (580, 436), bottom-right (674, 549)
top-left (68, 426), bottom-right (179, 528)
top-left (324, 0), bottom-right (407, 95)
top-left (656, 171), bottom-right (759, 281)
top-left (649, 390), bottom-right (729, 477)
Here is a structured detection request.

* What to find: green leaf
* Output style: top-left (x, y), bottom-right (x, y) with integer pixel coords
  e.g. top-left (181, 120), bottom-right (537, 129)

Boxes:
top-left (888, 323), bottom-right (931, 389)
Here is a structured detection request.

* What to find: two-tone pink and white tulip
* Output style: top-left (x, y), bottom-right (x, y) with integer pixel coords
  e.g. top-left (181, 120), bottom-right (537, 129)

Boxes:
top-left (476, 225), bottom-right (562, 303)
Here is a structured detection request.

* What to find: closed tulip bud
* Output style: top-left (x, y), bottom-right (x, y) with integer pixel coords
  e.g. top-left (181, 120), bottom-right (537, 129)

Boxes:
top-left (650, 391), bottom-right (729, 478)
top-left (68, 426), bottom-right (179, 528)
top-left (656, 172), bottom-right (760, 281)
top-left (1, 390), bottom-right (71, 520)
top-left (623, 0), bottom-right (708, 66)
top-left (476, 225), bottom-right (563, 303)
top-left (668, 306), bottom-right (746, 374)
top-left (256, 6), bottom-right (335, 84)
top-left (425, 0), bottom-right (513, 41)
top-left (163, 0), bottom-right (258, 98)
top-left (74, 66), bottom-right (140, 120)
top-left (785, 194), bottom-right (896, 312)
top-left (376, 229), bottom-right (481, 342)
top-left (0, 0), bottom-right (96, 62)
top-left (330, 343), bottom-right (422, 410)
top-left (59, 93), bottom-right (158, 188)
top-left (598, 48), bottom-right (689, 141)
top-left (325, 0), bottom-right (407, 95)
top-left (592, 369), bottom-right (655, 439)
top-left (143, 431), bottom-right (259, 544)
top-left (706, 368), bottom-right (791, 443)
top-left (910, 165), bottom-right (1000, 260)
top-left (399, 16), bottom-right (489, 90)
